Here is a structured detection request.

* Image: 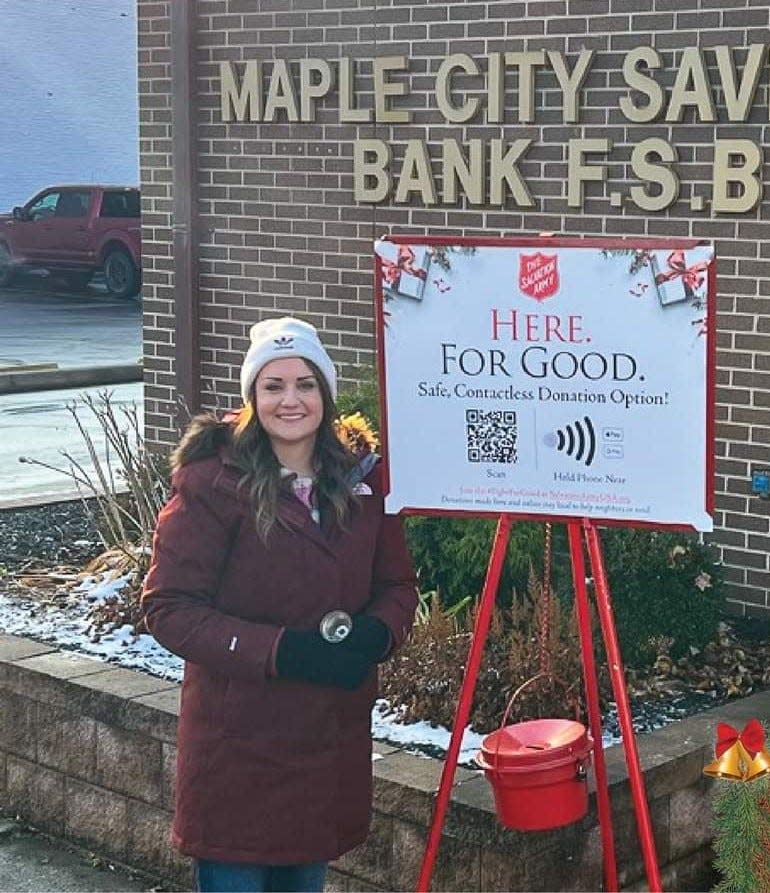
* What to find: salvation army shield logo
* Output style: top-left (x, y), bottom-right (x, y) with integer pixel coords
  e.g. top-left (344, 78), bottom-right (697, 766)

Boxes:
top-left (519, 252), bottom-right (559, 301)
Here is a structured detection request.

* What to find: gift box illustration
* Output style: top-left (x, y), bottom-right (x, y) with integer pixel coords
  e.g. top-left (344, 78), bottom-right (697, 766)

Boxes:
top-left (377, 242), bottom-right (429, 300)
top-left (651, 249), bottom-right (709, 307)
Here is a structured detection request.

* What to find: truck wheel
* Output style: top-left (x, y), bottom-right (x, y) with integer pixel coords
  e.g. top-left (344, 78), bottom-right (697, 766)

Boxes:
top-left (103, 248), bottom-right (139, 298)
top-left (0, 243), bottom-right (16, 288)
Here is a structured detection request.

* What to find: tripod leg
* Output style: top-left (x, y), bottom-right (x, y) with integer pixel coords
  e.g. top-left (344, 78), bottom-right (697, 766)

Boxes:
top-left (416, 514), bottom-right (514, 892)
top-left (568, 521), bottom-right (618, 892)
top-left (583, 520), bottom-right (663, 892)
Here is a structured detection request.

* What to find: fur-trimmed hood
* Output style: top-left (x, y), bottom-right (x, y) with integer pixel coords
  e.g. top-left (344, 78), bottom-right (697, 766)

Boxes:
top-left (170, 410), bottom-right (379, 484)
top-left (171, 412), bottom-right (237, 474)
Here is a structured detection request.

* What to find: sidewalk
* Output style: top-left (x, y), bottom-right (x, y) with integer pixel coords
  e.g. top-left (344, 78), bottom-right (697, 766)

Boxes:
top-left (0, 818), bottom-right (168, 893)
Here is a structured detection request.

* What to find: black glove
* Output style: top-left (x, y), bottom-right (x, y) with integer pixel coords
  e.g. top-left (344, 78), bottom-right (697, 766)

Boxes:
top-left (276, 629), bottom-right (370, 690)
top-left (343, 614), bottom-right (391, 663)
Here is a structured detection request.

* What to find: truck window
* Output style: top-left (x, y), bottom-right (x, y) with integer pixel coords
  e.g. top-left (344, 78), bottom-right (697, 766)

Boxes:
top-left (99, 190), bottom-right (140, 218)
top-left (55, 191), bottom-right (92, 218)
top-left (26, 192), bottom-right (61, 220)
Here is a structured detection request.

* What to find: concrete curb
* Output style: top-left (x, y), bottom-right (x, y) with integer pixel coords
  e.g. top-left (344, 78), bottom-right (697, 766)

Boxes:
top-left (0, 365), bottom-right (142, 395)
top-left (0, 491), bottom-right (96, 511)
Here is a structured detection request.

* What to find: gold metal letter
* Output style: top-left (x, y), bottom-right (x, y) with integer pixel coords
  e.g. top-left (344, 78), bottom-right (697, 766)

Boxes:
top-left (547, 50), bottom-right (595, 124)
top-left (567, 138), bottom-right (612, 207)
top-left (504, 51), bottom-right (546, 122)
top-left (373, 56), bottom-right (411, 123)
top-left (712, 140), bottom-right (763, 213)
top-left (665, 48), bottom-right (716, 123)
top-left (713, 44), bottom-right (767, 123)
top-left (353, 139), bottom-right (392, 202)
top-left (442, 139), bottom-right (484, 204)
top-left (435, 54), bottom-right (481, 123)
top-left (264, 59), bottom-right (300, 122)
top-left (630, 138), bottom-right (679, 211)
top-left (487, 52), bottom-right (505, 124)
top-left (490, 139), bottom-right (535, 206)
top-left (339, 58), bottom-right (371, 123)
top-left (619, 47), bottom-right (663, 123)
top-left (220, 60), bottom-right (262, 122)
top-left (299, 59), bottom-right (334, 121)
top-left (394, 140), bottom-right (437, 204)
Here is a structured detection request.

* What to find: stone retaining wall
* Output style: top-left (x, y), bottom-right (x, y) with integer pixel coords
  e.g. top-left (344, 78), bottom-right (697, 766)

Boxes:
top-left (2, 632), bottom-right (767, 891)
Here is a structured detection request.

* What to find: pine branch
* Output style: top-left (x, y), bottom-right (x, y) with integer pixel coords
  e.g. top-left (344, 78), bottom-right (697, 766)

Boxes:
top-left (713, 772), bottom-right (770, 892)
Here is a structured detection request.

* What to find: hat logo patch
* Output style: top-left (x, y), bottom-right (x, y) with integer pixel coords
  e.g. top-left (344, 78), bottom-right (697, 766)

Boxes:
top-left (273, 335), bottom-right (294, 350)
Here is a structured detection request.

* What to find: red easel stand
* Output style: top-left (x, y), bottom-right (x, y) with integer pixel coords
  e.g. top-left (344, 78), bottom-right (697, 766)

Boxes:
top-left (568, 522), bottom-right (618, 892)
top-left (416, 514), bottom-right (513, 893)
top-left (416, 517), bottom-right (662, 893)
top-left (583, 520), bottom-right (662, 891)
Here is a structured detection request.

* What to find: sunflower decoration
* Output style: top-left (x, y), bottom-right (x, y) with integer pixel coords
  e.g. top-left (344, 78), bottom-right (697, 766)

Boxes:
top-left (335, 412), bottom-right (379, 456)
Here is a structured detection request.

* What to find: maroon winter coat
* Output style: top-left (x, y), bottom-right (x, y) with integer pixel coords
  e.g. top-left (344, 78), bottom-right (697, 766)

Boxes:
top-left (141, 416), bottom-right (417, 865)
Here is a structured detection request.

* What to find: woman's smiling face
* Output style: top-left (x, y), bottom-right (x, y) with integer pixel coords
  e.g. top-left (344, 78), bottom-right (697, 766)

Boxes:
top-left (254, 357), bottom-right (324, 452)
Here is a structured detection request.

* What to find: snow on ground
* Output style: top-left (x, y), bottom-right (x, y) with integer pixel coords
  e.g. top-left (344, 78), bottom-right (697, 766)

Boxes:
top-left (0, 576), bottom-right (182, 681)
top-left (7, 569), bottom-right (711, 759)
top-left (372, 701), bottom-right (487, 764)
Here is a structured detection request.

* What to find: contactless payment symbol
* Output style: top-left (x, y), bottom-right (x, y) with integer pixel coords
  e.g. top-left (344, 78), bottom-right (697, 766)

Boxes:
top-left (543, 416), bottom-right (596, 466)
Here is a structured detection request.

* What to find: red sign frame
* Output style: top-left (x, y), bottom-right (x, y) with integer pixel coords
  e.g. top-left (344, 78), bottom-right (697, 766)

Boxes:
top-left (374, 235), bottom-right (716, 533)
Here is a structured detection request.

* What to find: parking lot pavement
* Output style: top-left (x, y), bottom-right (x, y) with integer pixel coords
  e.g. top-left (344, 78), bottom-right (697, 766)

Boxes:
top-left (0, 275), bottom-right (141, 370)
top-left (0, 381), bottom-right (143, 507)
top-left (0, 278), bottom-right (144, 506)
top-left (0, 819), bottom-right (164, 892)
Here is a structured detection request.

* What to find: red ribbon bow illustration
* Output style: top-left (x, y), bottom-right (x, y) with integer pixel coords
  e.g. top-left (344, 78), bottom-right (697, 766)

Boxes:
top-left (715, 718), bottom-right (765, 758)
top-left (382, 245), bottom-right (427, 288)
top-left (654, 249), bottom-right (709, 294)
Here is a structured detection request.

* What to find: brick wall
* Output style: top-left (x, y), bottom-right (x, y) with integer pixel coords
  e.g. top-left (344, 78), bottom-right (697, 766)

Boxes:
top-left (138, 0), bottom-right (176, 440)
top-left (137, 0), bottom-right (770, 617)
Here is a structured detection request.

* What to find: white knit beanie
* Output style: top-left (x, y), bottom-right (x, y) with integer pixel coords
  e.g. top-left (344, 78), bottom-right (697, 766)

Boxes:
top-left (240, 317), bottom-right (337, 403)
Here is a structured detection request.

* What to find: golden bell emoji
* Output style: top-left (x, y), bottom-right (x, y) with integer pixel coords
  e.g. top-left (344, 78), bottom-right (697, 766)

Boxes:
top-left (703, 741), bottom-right (749, 780)
top-left (743, 747), bottom-right (770, 782)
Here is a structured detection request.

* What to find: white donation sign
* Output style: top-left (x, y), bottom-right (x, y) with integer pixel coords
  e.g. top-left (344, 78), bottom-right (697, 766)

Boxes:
top-left (375, 239), bottom-right (715, 532)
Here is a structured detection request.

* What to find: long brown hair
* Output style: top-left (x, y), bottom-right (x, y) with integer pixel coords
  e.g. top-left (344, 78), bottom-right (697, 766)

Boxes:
top-left (231, 359), bottom-right (358, 541)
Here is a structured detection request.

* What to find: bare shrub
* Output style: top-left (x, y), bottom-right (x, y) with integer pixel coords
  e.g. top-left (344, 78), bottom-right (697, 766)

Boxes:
top-left (19, 390), bottom-right (170, 633)
top-left (21, 390), bottom-right (169, 556)
top-left (380, 570), bottom-right (589, 733)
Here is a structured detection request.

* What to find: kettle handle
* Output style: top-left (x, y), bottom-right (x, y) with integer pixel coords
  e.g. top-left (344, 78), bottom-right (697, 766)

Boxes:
top-left (488, 673), bottom-right (582, 771)
top-left (499, 672), bottom-right (581, 732)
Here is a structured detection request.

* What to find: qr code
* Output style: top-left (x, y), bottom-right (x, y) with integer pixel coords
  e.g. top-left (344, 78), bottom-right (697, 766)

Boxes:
top-left (466, 409), bottom-right (518, 463)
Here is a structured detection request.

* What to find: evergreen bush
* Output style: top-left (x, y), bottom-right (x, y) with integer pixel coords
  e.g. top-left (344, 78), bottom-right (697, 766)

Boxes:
top-left (599, 528), bottom-right (723, 664)
top-left (405, 521), bottom-right (724, 666)
top-left (336, 368), bottom-right (381, 424)
top-left (403, 515), bottom-right (550, 611)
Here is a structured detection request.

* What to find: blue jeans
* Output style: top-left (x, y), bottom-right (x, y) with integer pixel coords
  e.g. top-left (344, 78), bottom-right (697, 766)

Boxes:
top-left (195, 858), bottom-right (327, 892)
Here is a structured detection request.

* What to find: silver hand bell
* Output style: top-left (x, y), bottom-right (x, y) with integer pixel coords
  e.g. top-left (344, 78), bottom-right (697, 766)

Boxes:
top-left (320, 610), bottom-right (352, 643)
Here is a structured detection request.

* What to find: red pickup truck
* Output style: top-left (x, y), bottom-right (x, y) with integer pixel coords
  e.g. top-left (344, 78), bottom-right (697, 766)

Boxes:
top-left (0, 185), bottom-right (142, 299)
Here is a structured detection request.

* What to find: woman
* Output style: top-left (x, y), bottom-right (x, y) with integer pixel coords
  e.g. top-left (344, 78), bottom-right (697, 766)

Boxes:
top-left (141, 317), bottom-right (417, 892)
